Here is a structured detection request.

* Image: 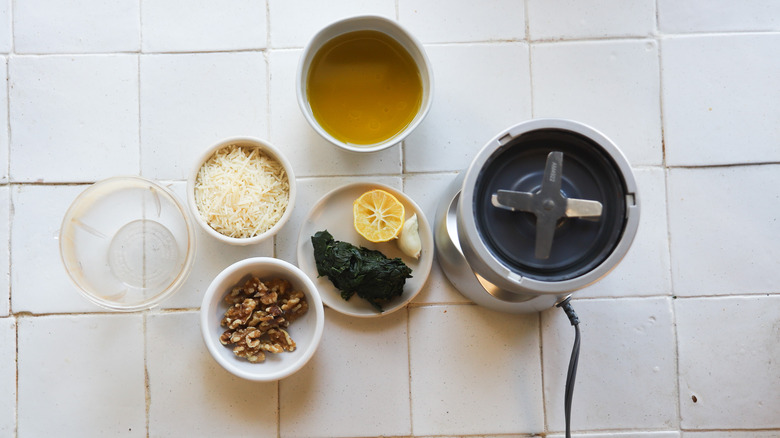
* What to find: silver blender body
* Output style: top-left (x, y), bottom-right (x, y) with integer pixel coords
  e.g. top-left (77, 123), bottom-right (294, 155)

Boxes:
top-left (434, 119), bottom-right (640, 313)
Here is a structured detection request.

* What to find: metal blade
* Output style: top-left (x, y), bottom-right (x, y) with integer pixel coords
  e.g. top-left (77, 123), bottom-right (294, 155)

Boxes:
top-left (539, 151), bottom-right (564, 197)
top-left (492, 189), bottom-right (535, 212)
top-left (565, 198), bottom-right (603, 219)
top-left (534, 214), bottom-right (557, 259)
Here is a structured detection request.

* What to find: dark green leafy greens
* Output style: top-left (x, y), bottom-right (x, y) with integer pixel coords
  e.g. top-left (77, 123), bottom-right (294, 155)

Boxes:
top-left (311, 230), bottom-right (412, 312)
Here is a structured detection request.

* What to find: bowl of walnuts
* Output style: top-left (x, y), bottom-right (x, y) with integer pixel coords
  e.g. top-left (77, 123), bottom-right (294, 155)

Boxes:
top-left (200, 257), bottom-right (325, 381)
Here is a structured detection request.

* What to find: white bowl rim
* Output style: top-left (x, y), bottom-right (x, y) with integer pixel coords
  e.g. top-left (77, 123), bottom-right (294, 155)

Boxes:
top-left (200, 257), bottom-right (325, 381)
top-left (187, 137), bottom-right (297, 246)
top-left (295, 14), bottom-right (434, 153)
top-left (59, 175), bottom-right (197, 311)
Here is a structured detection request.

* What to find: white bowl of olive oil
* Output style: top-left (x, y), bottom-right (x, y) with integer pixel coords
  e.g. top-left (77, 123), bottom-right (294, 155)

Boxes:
top-left (296, 15), bottom-right (433, 153)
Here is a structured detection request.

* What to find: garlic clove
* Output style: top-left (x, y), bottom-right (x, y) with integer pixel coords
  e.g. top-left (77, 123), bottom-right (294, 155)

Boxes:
top-left (397, 213), bottom-right (421, 259)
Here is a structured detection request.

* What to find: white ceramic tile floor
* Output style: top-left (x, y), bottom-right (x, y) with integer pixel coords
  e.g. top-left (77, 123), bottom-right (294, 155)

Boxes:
top-left (549, 432), bottom-right (680, 438)
top-left (0, 0), bottom-right (10, 53)
top-left (667, 165), bottom-right (780, 296)
top-left (657, 0), bottom-right (780, 33)
top-left (531, 39), bottom-right (663, 167)
top-left (542, 298), bottom-right (678, 432)
top-left (0, 186), bottom-right (7, 316)
top-left (141, 0), bottom-right (267, 53)
top-left (661, 34), bottom-right (780, 166)
top-left (578, 167), bottom-right (671, 298)
top-left (280, 308), bottom-right (411, 438)
top-left (0, 56), bottom-right (7, 183)
top-left (146, 311), bottom-right (278, 436)
top-left (405, 173), bottom-right (470, 305)
top-left (3, 2), bottom-right (779, 437)
top-left (16, 314), bottom-right (146, 436)
top-left (10, 184), bottom-right (105, 314)
top-left (683, 433), bottom-right (780, 438)
top-left (140, 52), bottom-right (268, 180)
top-left (0, 317), bottom-right (14, 435)
top-left (409, 305), bottom-right (543, 435)
top-left (13, 0), bottom-right (140, 53)
top-left (527, 0), bottom-right (656, 41)
top-left (398, 0), bottom-right (525, 44)
top-left (9, 55), bottom-right (140, 182)
top-left (676, 296), bottom-right (780, 430)
top-left (404, 43), bottom-right (532, 173)
top-left (268, 0), bottom-right (396, 48)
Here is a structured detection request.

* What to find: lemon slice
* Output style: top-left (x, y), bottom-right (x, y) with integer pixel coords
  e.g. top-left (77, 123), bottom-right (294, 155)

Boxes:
top-left (353, 189), bottom-right (405, 242)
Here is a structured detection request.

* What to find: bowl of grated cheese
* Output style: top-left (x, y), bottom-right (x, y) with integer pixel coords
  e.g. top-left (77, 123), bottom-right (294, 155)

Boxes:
top-left (187, 137), bottom-right (296, 245)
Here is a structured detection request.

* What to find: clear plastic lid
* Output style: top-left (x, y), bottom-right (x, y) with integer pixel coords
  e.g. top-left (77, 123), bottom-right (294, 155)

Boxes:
top-left (60, 176), bottom-right (196, 311)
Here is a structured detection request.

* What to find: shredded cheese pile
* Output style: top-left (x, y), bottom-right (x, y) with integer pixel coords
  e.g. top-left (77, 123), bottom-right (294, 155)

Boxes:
top-left (195, 145), bottom-right (290, 239)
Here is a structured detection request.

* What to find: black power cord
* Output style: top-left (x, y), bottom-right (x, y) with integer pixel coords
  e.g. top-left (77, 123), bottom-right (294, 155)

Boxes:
top-left (556, 296), bottom-right (581, 438)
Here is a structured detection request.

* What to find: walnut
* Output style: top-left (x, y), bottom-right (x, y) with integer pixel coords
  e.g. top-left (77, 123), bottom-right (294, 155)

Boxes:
top-left (281, 290), bottom-right (308, 323)
top-left (218, 276), bottom-right (308, 363)
top-left (268, 328), bottom-right (296, 352)
top-left (224, 285), bottom-right (249, 306)
top-left (221, 298), bottom-right (258, 330)
top-left (227, 327), bottom-right (266, 363)
top-left (256, 281), bottom-right (278, 305)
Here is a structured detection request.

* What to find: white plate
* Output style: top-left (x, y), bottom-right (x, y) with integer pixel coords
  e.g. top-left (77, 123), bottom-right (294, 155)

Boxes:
top-left (296, 182), bottom-right (434, 317)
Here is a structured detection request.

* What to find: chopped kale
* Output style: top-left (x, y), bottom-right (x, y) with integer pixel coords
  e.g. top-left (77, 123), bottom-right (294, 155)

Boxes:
top-left (311, 230), bottom-right (413, 312)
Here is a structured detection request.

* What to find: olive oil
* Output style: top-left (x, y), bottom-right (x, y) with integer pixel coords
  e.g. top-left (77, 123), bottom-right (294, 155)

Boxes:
top-left (306, 30), bottom-right (423, 146)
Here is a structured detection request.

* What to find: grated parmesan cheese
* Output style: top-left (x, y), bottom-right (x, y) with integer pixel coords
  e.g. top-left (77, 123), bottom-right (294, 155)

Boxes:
top-left (194, 144), bottom-right (290, 239)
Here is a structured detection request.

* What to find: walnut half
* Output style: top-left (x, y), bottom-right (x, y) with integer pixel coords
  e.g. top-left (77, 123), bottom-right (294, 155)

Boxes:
top-left (218, 276), bottom-right (308, 363)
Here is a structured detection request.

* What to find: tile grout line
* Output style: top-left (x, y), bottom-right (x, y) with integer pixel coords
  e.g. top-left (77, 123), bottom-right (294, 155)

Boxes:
top-left (655, 29), bottom-right (780, 39)
top-left (537, 312), bottom-right (548, 434)
top-left (6, 1), bottom-right (16, 433)
top-left (137, 0), bottom-right (143, 54)
top-left (5, 29), bottom-right (778, 57)
top-left (396, 1), bottom-right (405, 177)
top-left (143, 312), bottom-right (151, 438)
top-left (264, 10), bottom-right (272, 146)
top-left (655, 0), bottom-right (684, 429)
top-left (138, 4), bottom-right (148, 433)
top-left (4, 55), bottom-right (10, 315)
top-left (264, 2), bottom-right (282, 291)
top-left (13, 316), bottom-right (18, 437)
top-left (524, 2), bottom-right (546, 434)
top-left (398, 0), bottom-right (406, 185)
top-left (276, 378), bottom-right (281, 438)
top-left (137, 0), bottom-right (143, 178)
top-left (264, 6), bottom-right (282, 436)
top-left (405, 305), bottom-right (414, 436)
top-left (137, 54), bottom-right (142, 177)
top-left (4, 55), bottom-right (8, 185)
top-left (5, 0), bottom-right (12, 321)
top-left (11, 161), bottom-right (780, 187)
top-left (10, 293), bottom-right (778, 317)
top-left (4, 161), bottom-right (779, 184)
top-left (265, 0), bottom-right (271, 50)
top-left (665, 161), bottom-right (780, 169)
top-left (524, 0), bottom-right (535, 121)
top-left (10, 48), bottom-right (270, 56)
top-left (266, 48), bottom-right (278, 262)
top-left (531, 29), bottom-right (780, 44)
top-left (17, 294), bottom-right (780, 318)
